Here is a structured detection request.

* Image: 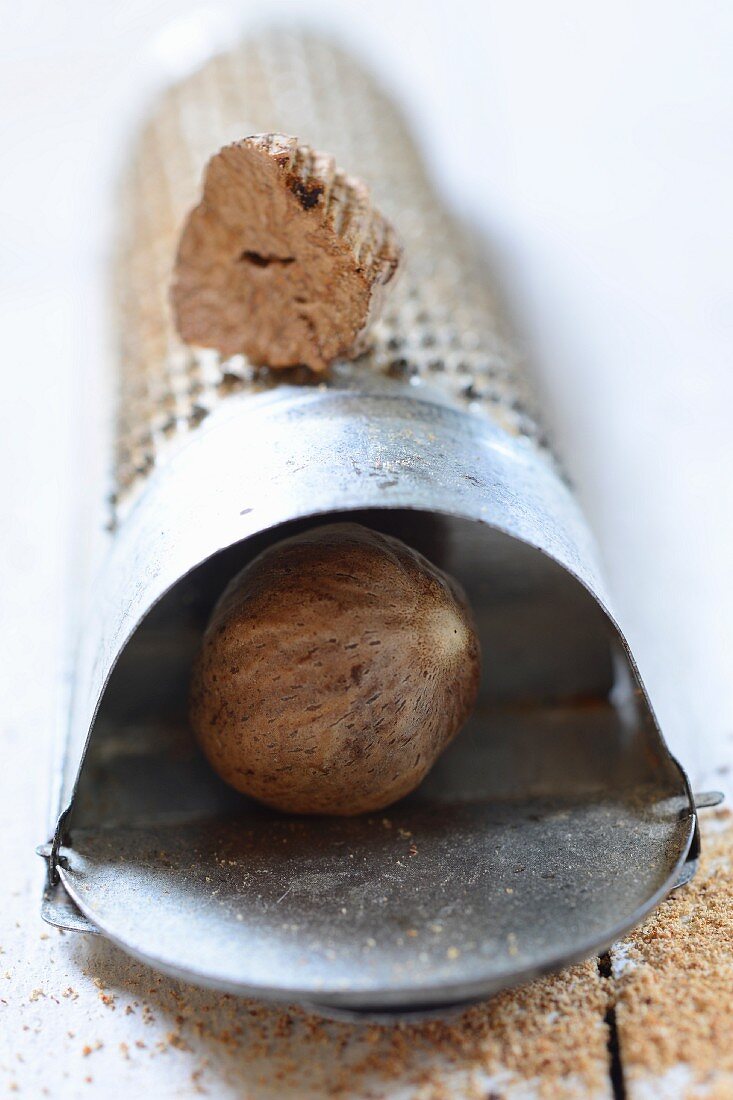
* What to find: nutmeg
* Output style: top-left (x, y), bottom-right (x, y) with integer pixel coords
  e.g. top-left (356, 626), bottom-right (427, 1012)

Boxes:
top-left (171, 134), bottom-right (401, 372)
top-left (189, 523), bottom-right (480, 815)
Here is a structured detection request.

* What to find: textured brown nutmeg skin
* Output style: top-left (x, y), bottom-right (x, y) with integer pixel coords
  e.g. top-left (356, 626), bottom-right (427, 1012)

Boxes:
top-left (171, 134), bottom-right (401, 372)
top-left (189, 523), bottom-right (481, 815)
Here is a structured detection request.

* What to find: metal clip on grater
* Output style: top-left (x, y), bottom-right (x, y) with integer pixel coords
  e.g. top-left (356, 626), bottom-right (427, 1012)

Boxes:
top-left (39, 32), bottom-right (712, 1019)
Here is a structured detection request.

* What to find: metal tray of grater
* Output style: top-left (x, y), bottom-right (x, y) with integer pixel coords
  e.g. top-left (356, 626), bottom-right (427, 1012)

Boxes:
top-left (39, 31), bottom-right (704, 1019)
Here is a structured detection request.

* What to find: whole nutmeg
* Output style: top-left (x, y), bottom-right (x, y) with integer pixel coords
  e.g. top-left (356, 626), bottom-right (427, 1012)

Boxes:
top-left (189, 523), bottom-right (480, 815)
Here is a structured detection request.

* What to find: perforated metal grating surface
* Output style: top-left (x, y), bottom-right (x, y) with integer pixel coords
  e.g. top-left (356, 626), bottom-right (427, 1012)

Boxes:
top-left (114, 32), bottom-right (550, 515)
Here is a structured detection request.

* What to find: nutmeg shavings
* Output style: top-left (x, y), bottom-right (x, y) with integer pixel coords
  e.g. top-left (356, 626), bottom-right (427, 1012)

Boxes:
top-left (613, 808), bottom-right (733, 1096)
top-left (172, 133), bottom-right (401, 372)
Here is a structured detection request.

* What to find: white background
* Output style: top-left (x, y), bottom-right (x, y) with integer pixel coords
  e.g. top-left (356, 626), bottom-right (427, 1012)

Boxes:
top-left (1, 1), bottom-right (731, 1094)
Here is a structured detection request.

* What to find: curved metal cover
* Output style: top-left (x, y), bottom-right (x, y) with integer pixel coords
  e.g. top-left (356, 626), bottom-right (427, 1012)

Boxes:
top-left (46, 384), bottom-right (696, 1013)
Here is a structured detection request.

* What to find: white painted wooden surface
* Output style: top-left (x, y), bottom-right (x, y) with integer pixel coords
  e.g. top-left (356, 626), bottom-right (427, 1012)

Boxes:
top-left (1, 2), bottom-right (731, 1096)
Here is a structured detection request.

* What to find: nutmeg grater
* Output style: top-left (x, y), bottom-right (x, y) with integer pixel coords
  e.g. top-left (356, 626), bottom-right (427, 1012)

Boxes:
top-left (38, 31), bottom-right (716, 1019)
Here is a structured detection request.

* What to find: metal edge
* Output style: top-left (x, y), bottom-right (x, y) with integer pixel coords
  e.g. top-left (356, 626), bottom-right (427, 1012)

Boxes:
top-left (55, 810), bottom-right (695, 1012)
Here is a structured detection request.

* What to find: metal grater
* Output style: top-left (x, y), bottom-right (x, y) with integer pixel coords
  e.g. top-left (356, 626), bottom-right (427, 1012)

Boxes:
top-left (38, 31), bottom-right (709, 1019)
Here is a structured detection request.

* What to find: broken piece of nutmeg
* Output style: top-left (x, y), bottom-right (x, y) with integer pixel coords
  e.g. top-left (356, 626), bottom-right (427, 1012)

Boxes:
top-left (171, 134), bottom-right (402, 372)
top-left (189, 523), bottom-right (481, 815)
